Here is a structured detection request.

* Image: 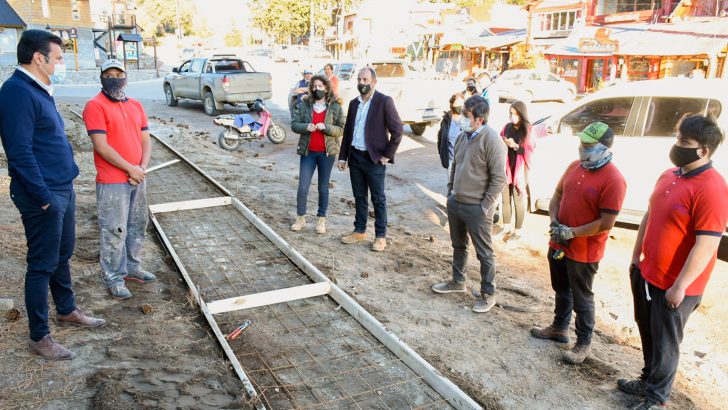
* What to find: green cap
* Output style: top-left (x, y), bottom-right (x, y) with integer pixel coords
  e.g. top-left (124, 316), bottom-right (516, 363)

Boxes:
top-left (577, 122), bottom-right (614, 147)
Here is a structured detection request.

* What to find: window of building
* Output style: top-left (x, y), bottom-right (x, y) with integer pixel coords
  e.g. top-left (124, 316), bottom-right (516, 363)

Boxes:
top-left (72, 0), bottom-right (80, 20)
top-left (538, 10), bottom-right (581, 32)
top-left (41, 0), bottom-right (50, 18)
top-left (0, 28), bottom-right (18, 54)
top-left (617, 0), bottom-right (655, 13)
top-left (562, 97), bottom-right (635, 135)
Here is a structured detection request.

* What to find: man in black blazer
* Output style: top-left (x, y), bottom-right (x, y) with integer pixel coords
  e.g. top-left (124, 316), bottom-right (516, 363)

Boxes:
top-left (337, 67), bottom-right (403, 252)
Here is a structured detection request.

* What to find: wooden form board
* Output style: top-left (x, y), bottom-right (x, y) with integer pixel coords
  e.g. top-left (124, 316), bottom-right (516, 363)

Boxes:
top-left (206, 282), bottom-right (332, 315)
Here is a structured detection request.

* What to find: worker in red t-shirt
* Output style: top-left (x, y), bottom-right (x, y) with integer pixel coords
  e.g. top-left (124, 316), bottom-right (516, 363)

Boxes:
top-left (530, 122), bottom-right (627, 365)
top-left (82, 59), bottom-right (155, 300)
top-left (618, 115), bottom-right (728, 410)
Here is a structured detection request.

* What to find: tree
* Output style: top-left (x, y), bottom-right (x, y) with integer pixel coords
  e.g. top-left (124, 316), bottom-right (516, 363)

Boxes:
top-left (250, 0), bottom-right (359, 44)
top-left (225, 25), bottom-right (244, 47)
top-left (136, 0), bottom-right (199, 37)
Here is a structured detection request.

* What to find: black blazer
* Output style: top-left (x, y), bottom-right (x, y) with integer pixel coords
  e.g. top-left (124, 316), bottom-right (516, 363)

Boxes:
top-left (339, 90), bottom-right (403, 164)
top-left (437, 111), bottom-right (453, 168)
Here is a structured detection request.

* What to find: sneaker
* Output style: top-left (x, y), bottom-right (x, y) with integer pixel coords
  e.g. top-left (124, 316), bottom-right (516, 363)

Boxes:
top-left (57, 309), bottom-right (106, 328)
top-left (125, 270), bottom-right (157, 283)
top-left (562, 343), bottom-right (592, 364)
top-left (473, 293), bottom-right (496, 313)
top-left (290, 215), bottom-right (306, 231)
top-left (29, 334), bottom-right (75, 360)
top-left (530, 325), bottom-right (570, 343)
top-left (617, 378), bottom-right (646, 397)
top-left (371, 237), bottom-right (387, 252)
top-left (432, 280), bottom-right (467, 294)
top-left (341, 231), bottom-right (367, 244)
top-left (505, 233), bottom-right (522, 243)
top-left (631, 399), bottom-right (666, 410)
top-left (315, 217), bottom-right (326, 234)
top-left (108, 283), bottom-right (132, 300)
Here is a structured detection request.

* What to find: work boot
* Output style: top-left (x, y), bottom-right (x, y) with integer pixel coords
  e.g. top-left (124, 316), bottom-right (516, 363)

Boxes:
top-left (371, 237), bottom-right (387, 252)
top-left (125, 270), bottom-right (157, 283)
top-left (108, 283), bottom-right (132, 300)
top-left (57, 309), bottom-right (106, 328)
top-left (492, 224), bottom-right (504, 236)
top-left (473, 293), bottom-right (496, 313)
top-left (315, 217), bottom-right (326, 234)
top-left (631, 399), bottom-right (666, 410)
top-left (341, 231), bottom-right (367, 244)
top-left (29, 335), bottom-right (75, 360)
top-left (530, 325), bottom-right (570, 343)
top-left (562, 342), bottom-right (592, 364)
top-left (432, 280), bottom-right (467, 294)
top-left (290, 215), bottom-right (306, 231)
top-left (617, 378), bottom-right (647, 397)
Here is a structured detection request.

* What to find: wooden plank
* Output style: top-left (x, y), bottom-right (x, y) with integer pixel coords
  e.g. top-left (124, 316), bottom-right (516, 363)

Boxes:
top-left (149, 213), bottom-right (265, 410)
top-left (207, 282), bottom-right (331, 315)
top-left (146, 159), bottom-right (180, 173)
top-left (229, 197), bottom-right (481, 410)
top-left (149, 196), bottom-right (231, 214)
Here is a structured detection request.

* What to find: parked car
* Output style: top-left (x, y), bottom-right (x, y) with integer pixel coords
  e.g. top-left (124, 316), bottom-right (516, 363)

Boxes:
top-left (309, 60), bottom-right (456, 135)
top-left (163, 55), bottom-right (273, 116)
top-left (493, 69), bottom-right (576, 103)
top-left (528, 78), bottom-right (728, 226)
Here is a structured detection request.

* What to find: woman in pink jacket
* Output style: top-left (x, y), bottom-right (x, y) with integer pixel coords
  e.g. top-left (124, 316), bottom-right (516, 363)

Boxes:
top-left (500, 100), bottom-right (534, 242)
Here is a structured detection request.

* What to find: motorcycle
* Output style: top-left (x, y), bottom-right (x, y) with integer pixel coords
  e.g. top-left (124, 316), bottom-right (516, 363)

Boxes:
top-left (213, 99), bottom-right (286, 151)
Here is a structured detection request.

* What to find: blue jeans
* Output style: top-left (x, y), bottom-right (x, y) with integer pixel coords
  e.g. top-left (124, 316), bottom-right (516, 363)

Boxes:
top-left (349, 149), bottom-right (387, 238)
top-left (10, 180), bottom-right (77, 342)
top-left (97, 181), bottom-right (148, 287)
top-left (297, 152), bottom-right (336, 217)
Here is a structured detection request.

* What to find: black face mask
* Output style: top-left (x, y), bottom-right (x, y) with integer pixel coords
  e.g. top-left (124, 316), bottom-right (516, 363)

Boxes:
top-left (313, 89), bottom-right (326, 101)
top-left (466, 85), bottom-right (476, 92)
top-left (669, 144), bottom-right (702, 167)
top-left (101, 77), bottom-right (127, 100)
top-left (357, 83), bottom-right (371, 95)
top-left (451, 106), bottom-right (462, 115)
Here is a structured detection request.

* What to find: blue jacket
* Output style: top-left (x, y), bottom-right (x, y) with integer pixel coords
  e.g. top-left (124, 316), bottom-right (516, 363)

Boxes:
top-left (0, 70), bottom-right (79, 206)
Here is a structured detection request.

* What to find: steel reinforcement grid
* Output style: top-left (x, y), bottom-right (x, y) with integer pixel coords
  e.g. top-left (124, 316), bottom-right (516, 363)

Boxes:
top-left (144, 135), bottom-right (481, 410)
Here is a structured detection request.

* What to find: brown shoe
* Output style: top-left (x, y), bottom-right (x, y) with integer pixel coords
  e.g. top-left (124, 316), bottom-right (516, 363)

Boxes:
top-left (563, 343), bottom-right (592, 364)
top-left (341, 231), bottom-right (367, 244)
top-left (29, 334), bottom-right (75, 360)
top-left (57, 309), bottom-right (106, 328)
top-left (371, 237), bottom-right (387, 252)
top-left (530, 325), bottom-right (570, 343)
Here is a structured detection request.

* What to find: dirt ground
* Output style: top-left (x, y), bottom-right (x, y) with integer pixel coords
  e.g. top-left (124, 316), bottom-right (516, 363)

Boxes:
top-left (1, 98), bottom-right (726, 409)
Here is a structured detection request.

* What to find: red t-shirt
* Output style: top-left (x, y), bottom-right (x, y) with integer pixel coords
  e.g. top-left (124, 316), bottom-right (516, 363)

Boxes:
top-left (309, 109), bottom-right (326, 152)
top-left (550, 160), bottom-right (626, 263)
top-left (640, 165), bottom-right (728, 296)
top-left (329, 75), bottom-right (339, 97)
top-left (83, 93), bottom-right (149, 183)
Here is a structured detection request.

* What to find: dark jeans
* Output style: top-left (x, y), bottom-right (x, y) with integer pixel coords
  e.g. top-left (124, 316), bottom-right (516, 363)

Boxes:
top-left (502, 184), bottom-right (524, 229)
top-left (349, 149), bottom-right (387, 237)
top-left (630, 266), bottom-right (701, 405)
top-left (297, 152), bottom-right (336, 217)
top-left (447, 196), bottom-right (496, 295)
top-left (548, 248), bottom-right (598, 345)
top-left (10, 181), bottom-right (77, 342)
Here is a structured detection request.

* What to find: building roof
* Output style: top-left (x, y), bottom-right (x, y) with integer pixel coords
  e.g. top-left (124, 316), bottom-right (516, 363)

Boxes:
top-left (117, 33), bottom-right (143, 42)
top-left (0, 0), bottom-right (25, 28)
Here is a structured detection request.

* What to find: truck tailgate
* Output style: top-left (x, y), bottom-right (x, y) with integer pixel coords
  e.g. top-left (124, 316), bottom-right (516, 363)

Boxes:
top-left (227, 72), bottom-right (271, 95)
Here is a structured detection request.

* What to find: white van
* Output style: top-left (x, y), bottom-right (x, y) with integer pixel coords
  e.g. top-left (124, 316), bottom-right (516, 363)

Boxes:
top-left (529, 78), bottom-right (728, 226)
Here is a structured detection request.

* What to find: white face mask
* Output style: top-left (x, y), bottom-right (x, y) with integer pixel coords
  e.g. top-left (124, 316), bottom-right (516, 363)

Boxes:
top-left (39, 56), bottom-right (67, 84)
top-left (459, 116), bottom-right (474, 133)
top-left (511, 114), bottom-right (520, 125)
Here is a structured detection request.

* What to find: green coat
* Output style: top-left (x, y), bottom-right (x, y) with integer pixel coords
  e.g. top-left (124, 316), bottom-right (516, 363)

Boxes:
top-left (291, 96), bottom-right (345, 156)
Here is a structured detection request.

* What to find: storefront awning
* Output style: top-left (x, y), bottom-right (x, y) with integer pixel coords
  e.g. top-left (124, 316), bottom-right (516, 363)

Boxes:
top-left (465, 33), bottom-right (526, 50)
top-left (116, 33), bottom-right (143, 42)
top-left (545, 24), bottom-right (728, 58)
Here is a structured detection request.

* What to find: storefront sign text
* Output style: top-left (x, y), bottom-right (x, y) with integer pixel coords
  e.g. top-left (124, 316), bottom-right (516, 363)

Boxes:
top-left (578, 28), bottom-right (619, 53)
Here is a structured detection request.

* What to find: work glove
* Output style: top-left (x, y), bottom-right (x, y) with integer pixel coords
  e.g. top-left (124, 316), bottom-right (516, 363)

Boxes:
top-left (550, 222), bottom-right (575, 245)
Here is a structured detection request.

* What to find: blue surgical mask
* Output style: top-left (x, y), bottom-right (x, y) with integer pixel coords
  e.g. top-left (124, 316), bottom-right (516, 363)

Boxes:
top-left (41, 57), bottom-right (67, 84)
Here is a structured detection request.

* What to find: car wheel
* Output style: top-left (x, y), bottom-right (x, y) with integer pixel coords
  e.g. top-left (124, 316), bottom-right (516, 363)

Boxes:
top-left (204, 91), bottom-right (218, 116)
top-left (165, 84), bottom-right (178, 107)
top-left (409, 123), bottom-right (427, 136)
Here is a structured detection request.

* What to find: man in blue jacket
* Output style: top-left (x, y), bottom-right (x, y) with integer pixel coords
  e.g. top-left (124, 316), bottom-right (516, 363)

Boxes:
top-left (0, 30), bottom-right (105, 361)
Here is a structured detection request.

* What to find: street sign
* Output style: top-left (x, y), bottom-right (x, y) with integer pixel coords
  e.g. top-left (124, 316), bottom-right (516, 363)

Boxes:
top-left (69, 28), bottom-right (78, 39)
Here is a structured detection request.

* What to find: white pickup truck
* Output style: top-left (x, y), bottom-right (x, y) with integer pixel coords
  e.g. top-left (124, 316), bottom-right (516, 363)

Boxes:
top-left (164, 55), bottom-right (272, 116)
top-left (315, 59), bottom-right (457, 135)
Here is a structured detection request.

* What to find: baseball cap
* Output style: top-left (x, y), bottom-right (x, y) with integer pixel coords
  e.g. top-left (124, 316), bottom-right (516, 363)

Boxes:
top-left (101, 59), bottom-right (126, 73)
top-left (303, 69), bottom-right (313, 74)
top-left (577, 121), bottom-right (614, 148)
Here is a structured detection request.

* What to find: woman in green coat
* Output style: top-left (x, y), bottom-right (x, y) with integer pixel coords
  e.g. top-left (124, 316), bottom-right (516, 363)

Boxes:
top-left (290, 75), bottom-right (345, 234)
